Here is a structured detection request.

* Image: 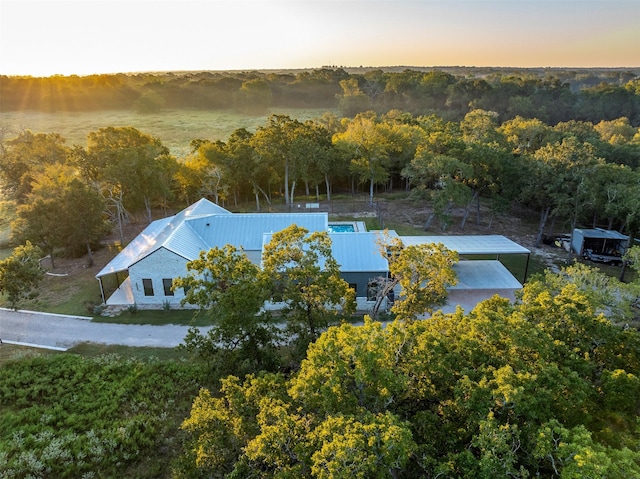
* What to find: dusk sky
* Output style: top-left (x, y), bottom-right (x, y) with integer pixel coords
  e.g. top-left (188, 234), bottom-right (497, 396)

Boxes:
top-left (1, 0), bottom-right (639, 77)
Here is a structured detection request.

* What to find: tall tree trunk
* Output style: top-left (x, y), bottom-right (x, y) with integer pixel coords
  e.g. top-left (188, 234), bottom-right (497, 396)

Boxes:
top-left (425, 212), bottom-right (436, 230)
top-left (369, 177), bottom-right (375, 206)
top-left (116, 202), bottom-right (124, 246)
top-left (284, 159), bottom-right (290, 206)
top-left (534, 206), bottom-right (551, 247)
top-left (251, 182), bottom-right (272, 209)
top-left (290, 181), bottom-right (297, 206)
top-left (144, 197), bottom-right (152, 224)
top-left (567, 214), bottom-right (578, 262)
top-left (460, 190), bottom-right (480, 230)
top-left (369, 158), bottom-right (375, 205)
top-left (619, 232), bottom-right (635, 281)
top-left (325, 174), bottom-right (332, 202)
top-left (86, 241), bottom-right (94, 267)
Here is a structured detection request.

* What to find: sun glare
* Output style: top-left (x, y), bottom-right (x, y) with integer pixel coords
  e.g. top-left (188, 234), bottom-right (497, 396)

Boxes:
top-left (1, 0), bottom-right (639, 77)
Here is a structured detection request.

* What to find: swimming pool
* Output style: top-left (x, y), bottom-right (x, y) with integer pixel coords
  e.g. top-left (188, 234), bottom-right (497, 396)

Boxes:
top-left (328, 223), bottom-right (356, 233)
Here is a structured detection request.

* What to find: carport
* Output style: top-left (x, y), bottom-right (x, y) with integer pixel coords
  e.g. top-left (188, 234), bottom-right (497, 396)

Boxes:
top-left (399, 235), bottom-right (531, 283)
top-left (397, 235), bottom-right (530, 315)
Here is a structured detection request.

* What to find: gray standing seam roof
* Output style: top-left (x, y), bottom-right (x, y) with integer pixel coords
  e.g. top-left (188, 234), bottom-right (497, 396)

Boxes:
top-left (96, 205), bottom-right (329, 278)
top-left (190, 213), bottom-right (328, 251)
top-left (574, 228), bottom-right (628, 240)
top-left (399, 235), bottom-right (530, 255)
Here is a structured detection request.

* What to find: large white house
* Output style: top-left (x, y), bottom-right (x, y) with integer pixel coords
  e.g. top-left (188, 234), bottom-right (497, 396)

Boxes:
top-left (96, 198), bottom-right (529, 313)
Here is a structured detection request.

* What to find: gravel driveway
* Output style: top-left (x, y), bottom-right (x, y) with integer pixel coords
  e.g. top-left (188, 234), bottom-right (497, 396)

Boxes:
top-left (0, 308), bottom-right (210, 350)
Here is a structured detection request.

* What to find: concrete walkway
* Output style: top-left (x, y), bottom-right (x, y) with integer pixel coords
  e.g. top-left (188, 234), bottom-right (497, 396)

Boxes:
top-left (0, 308), bottom-right (210, 350)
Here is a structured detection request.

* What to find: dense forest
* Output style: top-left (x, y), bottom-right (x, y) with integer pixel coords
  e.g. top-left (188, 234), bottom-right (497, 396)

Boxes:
top-left (2, 106), bottom-right (640, 268)
top-left (2, 67), bottom-right (640, 125)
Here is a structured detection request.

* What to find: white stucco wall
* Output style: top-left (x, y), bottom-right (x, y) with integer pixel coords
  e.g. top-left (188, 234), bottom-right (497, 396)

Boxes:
top-left (128, 248), bottom-right (190, 307)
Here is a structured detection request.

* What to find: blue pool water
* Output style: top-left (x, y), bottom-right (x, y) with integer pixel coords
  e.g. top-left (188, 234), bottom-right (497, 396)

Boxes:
top-left (328, 224), bottom-right (356, 233)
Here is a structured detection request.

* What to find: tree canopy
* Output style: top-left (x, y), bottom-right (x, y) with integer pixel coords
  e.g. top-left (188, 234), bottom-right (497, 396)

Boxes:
top-left (180, 266), bottom-right (640, 478)
top-left (0, 240), bottom-right (44, 309)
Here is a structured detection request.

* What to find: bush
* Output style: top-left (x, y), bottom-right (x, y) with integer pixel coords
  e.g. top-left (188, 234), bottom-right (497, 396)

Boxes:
top-left (0, 354), bottom-right (207, 478)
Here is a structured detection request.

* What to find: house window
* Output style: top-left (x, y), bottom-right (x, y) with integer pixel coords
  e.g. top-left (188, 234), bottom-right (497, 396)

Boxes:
top-left (163, 278), bottom-right (174, 296)
top-left (142, 279), bottom-right (154, 296)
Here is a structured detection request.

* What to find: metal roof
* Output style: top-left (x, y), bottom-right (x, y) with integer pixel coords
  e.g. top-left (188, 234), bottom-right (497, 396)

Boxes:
top-left (451, 260), bottom-right (523, 290)
top-left (329, 233), bottom-right (389, 272)
top-left (190, 213), bottom-right (328, 251)
top-left (96, 199), bottom-right (231, 278)
top-left (260, 231), bottom-right (389, 273)
top-left (399, 235), bottom-right (530, 255)
top-left (96, 217), bottom-right (173, 277)
top-left (574, 228), bottom-right (628, 240)
top-left (97, 199), bottom-right (530, 282)
top-left (97, 201), bottom-right (328, 278)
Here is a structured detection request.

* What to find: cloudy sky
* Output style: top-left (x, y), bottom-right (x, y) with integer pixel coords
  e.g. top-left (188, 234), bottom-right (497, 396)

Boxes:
top-left (1, 0), bottom-right (638, 76)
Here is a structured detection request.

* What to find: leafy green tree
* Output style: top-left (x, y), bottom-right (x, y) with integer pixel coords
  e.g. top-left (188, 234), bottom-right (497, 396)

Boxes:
top-left (261, 224), bottom-right (356, 349)
top-left (181, 373), bottom-right (289, 476)
top-left (180, 283), bottom-right (640, 478)
top-left (460, 109), bottom-right (503, 145)
top-left (530, 262), bottom-right (640, 325)
top-left (235, 79), bottom-right (272, 114)
top-left (457, 141), bottom-right (513, 229)
top-left (58, 177), bottom-right (109, 265)
top-left (183, 140), bottom-right (230, 205)
top-left (11, 165), bottom-right (108, 267)
top-left (623, 245), bottom-right (640, 275)
top-left (11, 194), bottom-right (62, 268)
top-left (251, 115), bottom-right (302, 207)
top-left (499, 116), bottom-right (555, 154)
top-left (0, 130), bottom-right (69, 201)
top-left (227, 128), bottom-right (279, 209)
top-left (0, 240), bottom-right (44, 309)
top-left (308, 411), bottom-right (416, 479)
top-left (337, 78), bottom-right (371, 116)
top-left (289, 319), bottom-right (406, 416)
top-left (86, 126), bottom-right (174, 223)
top-left (403, 148), bottom-right (472, 230)
top-left (173, 245), bottom-right (280, 374)
top-left (289, 120), bottom-right (335, 200)
top-left (333, 112), bottom-right (394, 205)
top-left (372, 234), bottom-right (458, 320)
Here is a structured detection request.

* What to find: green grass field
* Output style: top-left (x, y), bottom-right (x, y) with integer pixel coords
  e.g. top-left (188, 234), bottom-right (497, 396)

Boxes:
top-left (0, 107), bottom-right (337, 157)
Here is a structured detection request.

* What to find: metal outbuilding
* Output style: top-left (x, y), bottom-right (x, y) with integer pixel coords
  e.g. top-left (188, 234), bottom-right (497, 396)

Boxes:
top-left (571, 228), bottom-right (628, 257)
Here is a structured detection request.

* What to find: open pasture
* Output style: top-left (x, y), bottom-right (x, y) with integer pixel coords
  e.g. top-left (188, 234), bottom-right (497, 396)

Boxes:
top-left (0, 107), bottom-right (336, 158)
